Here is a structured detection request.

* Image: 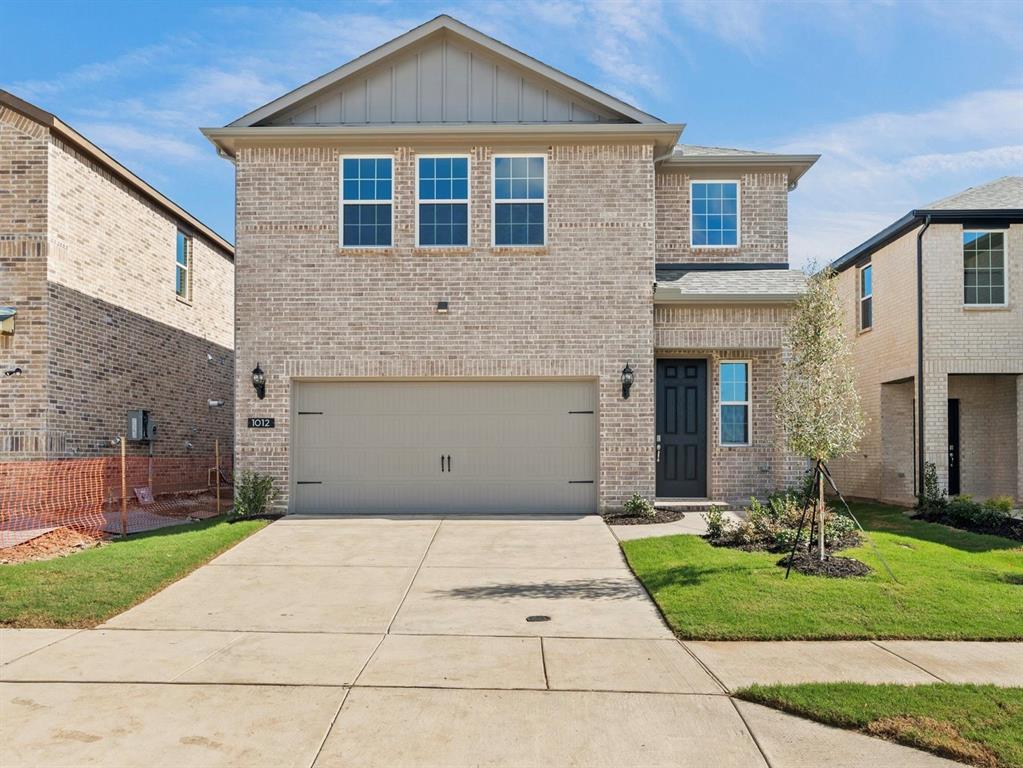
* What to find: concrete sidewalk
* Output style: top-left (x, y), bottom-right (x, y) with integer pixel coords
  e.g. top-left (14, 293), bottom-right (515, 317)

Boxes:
top-left (0, 515), bottom-right (983, 767)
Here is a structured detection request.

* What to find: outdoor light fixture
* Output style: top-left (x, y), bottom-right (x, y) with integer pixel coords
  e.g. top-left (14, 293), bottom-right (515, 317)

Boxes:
top-left (251, 363), bottom-right (266, 399)
top-left (621, 362), bottom-right (634, 399)
top-left (3, 367), bottom-right (22, 377)
top-left (436, 301), bottom-right (449, 314)
top-left (208, 399), bottom-right (225, 408)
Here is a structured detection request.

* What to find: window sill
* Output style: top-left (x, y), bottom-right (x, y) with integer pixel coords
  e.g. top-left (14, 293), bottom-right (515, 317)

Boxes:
top-left (690, 244), bottom-right (741, 250)
top-left (962, 304), bottom-right (1010, 311)
top-left (858, 326), bottom-right (873, 335)
top-left (176, 295), bottom-right (193, 307)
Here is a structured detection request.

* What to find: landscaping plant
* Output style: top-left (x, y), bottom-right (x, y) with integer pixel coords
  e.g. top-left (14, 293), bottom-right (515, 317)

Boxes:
top-left (232, 470), bottom-right (279, 518)
top-left (775, 267), bottom-right (864, 562)
top-left (622, 493), bottom-right (655, 518)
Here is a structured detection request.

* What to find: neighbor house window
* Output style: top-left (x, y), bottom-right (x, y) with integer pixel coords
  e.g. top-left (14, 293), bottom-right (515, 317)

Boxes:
top-left (341, 157), bottom-right (392, 247)
top-left (859, 263), bottom-right (873, 331)
top-left (493, 155), bottom-right (545, 246)
top-left (691, 181), bottom-right (739, 247)
top-left (720, 361), bottom-right (750, 446)
top-left (418, 156), bottom-right (469, 246)
top-left (963, 231), bottom-right (1006, 306)
top-left (175, 230), bottom-right (191, 300)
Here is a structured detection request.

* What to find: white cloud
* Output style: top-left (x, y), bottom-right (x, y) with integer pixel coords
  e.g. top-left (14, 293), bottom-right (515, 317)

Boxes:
top-left (76, 123), bottom-right (203, 162)
top-left (782, 88), bottom-right (1023, 268)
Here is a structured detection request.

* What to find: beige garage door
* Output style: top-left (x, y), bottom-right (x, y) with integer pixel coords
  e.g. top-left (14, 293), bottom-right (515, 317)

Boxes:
top-left (292, 380), bottom-right (598, 514)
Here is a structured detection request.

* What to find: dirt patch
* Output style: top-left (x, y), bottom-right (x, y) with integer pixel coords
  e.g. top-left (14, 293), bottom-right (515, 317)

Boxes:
top-left (0, 527), bottom-right (105, 564)
top-left (602, 508), bottom-right (690, 525)
top-left (779, 549), bottom-right (871, 578)
top-left (866, 716), bottom-right (999, 768)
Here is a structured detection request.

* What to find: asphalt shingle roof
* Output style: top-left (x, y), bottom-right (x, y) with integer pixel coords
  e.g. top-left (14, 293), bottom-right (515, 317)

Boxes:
top-left (671, 144), bottom-right (776, 159)
top-left (655, 269), bottom-right (807, 299)
top-left (924, 176), bottom-right (1023, 210)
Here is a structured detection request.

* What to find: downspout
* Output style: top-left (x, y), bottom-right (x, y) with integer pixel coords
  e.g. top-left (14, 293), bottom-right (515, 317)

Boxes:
top-left (916, 214), bottom-right (931, 497)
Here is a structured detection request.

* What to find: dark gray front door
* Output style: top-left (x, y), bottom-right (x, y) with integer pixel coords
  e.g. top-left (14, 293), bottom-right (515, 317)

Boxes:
top-left (656, 359), bottom-right (707, 497)
top-left (948, 398), bottom-right (961, 496)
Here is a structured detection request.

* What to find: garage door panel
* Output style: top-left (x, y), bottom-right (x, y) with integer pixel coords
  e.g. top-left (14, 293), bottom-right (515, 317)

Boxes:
top-left (292, 381), bottom-right (598, 515)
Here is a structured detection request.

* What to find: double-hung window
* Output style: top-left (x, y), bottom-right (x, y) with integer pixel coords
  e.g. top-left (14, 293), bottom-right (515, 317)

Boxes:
top-left (418, 156), bottom-right (469, 246)
top-left (493, 156), bottom-right (545, 246)
top-left (175, 230), bottom-right (191, 301)
top-left (691, 181), bottom-right (739, 247)
top-left (859, 263), bottom-right (873, 331)
top-left (719, 361), bottom-right (750, 446)
top-left (341, 157), bottom-right (392, 247)
top-left (963, 231), bottom-right (1006, 306)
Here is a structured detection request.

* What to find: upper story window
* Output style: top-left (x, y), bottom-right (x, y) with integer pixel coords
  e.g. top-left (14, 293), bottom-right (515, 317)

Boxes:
top-left (719, 361), bottom-right (750, 446)
top-left (341, 157), bottom-right (393, 247)
top-left (175, 230), bottom-right (191, 301)
top-left (963, 231), bottom-right (1006, 306)
top-left (859, 263), bottom-right (873, 331)
top-left (418, 156), bottom-right (469, 247)
top-left (493, 156), bottom-right (545, 246)
top-left (691, 181), bottom-right (739, 247)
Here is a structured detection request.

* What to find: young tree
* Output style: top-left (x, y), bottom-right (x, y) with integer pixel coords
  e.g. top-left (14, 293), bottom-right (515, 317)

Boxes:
top-left (776, 266), bottom-right (864, 560)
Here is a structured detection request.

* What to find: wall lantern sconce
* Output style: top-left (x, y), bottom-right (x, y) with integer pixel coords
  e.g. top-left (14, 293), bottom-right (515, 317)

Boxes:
top-left (251, 363), bottom-right (266, 400)
top-left (3, 367), bottom-right (22, 377)
top-left (621, 362), bottom-right (634, 399)
top-left (436, 301), bottom-right (449, 314)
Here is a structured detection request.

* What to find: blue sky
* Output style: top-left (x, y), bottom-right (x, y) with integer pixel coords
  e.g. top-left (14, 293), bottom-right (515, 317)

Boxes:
top-left (3, 0), bottom-right (1022, 266)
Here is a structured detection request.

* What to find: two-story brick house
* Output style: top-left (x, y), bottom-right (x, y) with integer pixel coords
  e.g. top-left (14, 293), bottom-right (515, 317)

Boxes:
top-left (0, 90), bottom-right (235, 464)
top-left (829, 177), bottom-right (1022, 505)
top-left (204, 15), bottom-right (818, 514)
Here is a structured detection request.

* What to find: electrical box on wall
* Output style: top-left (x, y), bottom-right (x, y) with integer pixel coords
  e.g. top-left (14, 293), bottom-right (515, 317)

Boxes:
top-left (127, 410), bottom-right (155, 441)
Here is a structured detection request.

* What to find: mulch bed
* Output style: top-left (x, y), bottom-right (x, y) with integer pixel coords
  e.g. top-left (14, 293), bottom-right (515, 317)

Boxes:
top-left (226, 513), bottom-right (285, 523)
top-left (779, 549), bottom-right (871, 578)
top-left (602, 508), bottom-right (689, 525)
top-left (0, 527), bottom-right (105, 564)
top-left (914, 510), bottom-right (1023, 542)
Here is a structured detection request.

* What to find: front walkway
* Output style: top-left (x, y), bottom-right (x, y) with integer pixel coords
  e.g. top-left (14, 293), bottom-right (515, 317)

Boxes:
top-left (1, 515), bottom-right (990, 767)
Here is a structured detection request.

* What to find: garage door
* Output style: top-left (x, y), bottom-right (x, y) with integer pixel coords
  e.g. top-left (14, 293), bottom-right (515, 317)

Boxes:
top-left (292, 381), bottom-right (598, 514)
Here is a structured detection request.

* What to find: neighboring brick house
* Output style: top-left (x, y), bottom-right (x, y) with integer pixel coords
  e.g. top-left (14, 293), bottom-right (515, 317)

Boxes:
top-left (203, 15), bottom-right (818, 513)
top-left (829, 177), bottom-right (1023, 506)
top-left (0, 90), bottom-right (235, 463)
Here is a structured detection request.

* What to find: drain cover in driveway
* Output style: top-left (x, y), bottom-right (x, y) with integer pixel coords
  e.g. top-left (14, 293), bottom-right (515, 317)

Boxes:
top-left (526, 615), bottom-right (551, 622)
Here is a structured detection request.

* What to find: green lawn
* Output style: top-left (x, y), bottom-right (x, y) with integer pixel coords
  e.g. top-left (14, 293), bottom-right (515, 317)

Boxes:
top-left (737, 683), bottom-right (1023, 768)
top-left (622, 503), bottom-right (1023, 639)
top-left (0, 517), bottom-right (267, 628)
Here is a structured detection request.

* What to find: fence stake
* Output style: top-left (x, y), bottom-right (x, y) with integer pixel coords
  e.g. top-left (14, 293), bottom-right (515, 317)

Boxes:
top-left (120, 436), bottom-right (127, 536)
top-left (215, 438), bottom-right (221, 515)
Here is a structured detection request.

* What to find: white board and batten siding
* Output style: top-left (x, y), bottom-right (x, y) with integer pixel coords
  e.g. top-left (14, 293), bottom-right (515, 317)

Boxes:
top-left (291, 380), bottom-right (599, 515)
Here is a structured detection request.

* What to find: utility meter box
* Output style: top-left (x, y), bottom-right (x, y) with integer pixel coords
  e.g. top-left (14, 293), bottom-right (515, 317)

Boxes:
top-left (127, 410), bottom-right (155, 441)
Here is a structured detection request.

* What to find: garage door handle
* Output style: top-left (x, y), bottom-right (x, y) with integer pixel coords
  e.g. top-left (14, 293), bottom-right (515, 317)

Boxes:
top-left (446, 455), bottom-right (452, 473)
top-left (441, 455), bottom-right (445, 473)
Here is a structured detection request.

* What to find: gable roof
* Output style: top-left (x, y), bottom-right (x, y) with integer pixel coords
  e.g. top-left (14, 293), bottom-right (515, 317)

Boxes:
top-left (662, 144), bottom-right (820, 189)
top-left (0, 89), bottom-right (233, 258)
top-left (831, 176), bottom-right (1023, 273)
top-left (230, 15), bottom-right (663, 128)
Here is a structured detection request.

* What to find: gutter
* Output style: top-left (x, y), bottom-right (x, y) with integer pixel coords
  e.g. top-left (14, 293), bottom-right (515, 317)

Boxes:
top-left (915, 215), bottom-right (931, 499)
top-left (659, 153), bottom-right (820, 190)
top-left (653, 289), bottom-right (802, 304)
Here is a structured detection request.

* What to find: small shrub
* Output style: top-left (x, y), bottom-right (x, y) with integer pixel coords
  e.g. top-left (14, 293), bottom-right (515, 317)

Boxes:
top-left (705, 491), bottom-right (859, 552)
top-left (623, 493), bottom-right (654, 518)
top-left (703, 506), bottom-right (733, 539)
top-left (916, 461), bottom-right (946, 514)
top-left (232, 470), bottom-right (279, 518)
top-left (946, 495), bottom-right (1005, 529)
top-left (984, 496), bottom-right (1015, 515)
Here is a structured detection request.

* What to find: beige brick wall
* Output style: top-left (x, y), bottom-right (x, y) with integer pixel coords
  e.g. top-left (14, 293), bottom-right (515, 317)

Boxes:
top-left (0, 105), bottom-right (235, 461)
top-left (654, 303), bottom-right (806, 502)
top-left (830, 222), bottom-right (1023, 504)
top-left (0, 108), bottom-right (51, 457)
top-left (234, 143), bottom-right (656, 511)
top-left (948, 374), bottom-right (1018, 501)
top-left (655, 169), bottom-right (789, 264)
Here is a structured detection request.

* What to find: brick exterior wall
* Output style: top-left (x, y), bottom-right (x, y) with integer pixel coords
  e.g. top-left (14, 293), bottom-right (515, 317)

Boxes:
top-left (0, 106), bottom-right (234, 462)
top-left (235, 143), bottom-right (656, 511)
top-left (948, 374), bottom-right (1018, 500)
top-left (654, 304), bottom-right (805, 502)
top-left (655, 169), bottom-right (789, 264)
top-left (830, 222), bottom-right (1022, 504)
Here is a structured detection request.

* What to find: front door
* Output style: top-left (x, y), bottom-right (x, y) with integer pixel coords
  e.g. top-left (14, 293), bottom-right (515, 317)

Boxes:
top-left (656, 359), bottom-right (707, 497)
top-left (948, 398), bottom-right (961, 496)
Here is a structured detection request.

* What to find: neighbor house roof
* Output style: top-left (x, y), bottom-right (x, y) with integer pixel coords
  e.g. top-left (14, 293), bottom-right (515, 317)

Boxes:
top-left (831, 176), bottom-right (1023, 273)
top-left (661, 144), bottom-right (820, 189)
top-left (0, 89), bottom-right (233, 257)
top-left (654, 268), bottom-right (807, 303)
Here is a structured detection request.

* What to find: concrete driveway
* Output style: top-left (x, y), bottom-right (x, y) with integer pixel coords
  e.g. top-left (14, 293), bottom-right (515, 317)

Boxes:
top-left (2, 515), bottom-right (958, 767)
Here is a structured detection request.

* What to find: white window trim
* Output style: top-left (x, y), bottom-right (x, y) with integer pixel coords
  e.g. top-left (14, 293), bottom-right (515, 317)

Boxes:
top-left (415, 153), bottom-right (471, 248)
top-left (339, 154), bottom-right (394, 249)
top-left (718, 359), bottom-right (751, 447)
top-left (963, 229), bottom-right (1009, 309)
top-left (491, 153), bottom-right (548, 248)
top-left (858, 262), bottom-right (873, 332)
top-left (175, 230), bottom-right (191, 302)
top-left (690, 179), bottom-right (741, 249)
